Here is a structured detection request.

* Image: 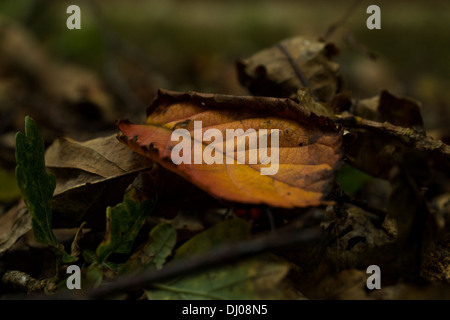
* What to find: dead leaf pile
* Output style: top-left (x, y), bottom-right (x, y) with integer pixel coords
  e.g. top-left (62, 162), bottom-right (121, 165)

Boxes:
top-left (1, 22), bottom-right (449, 301)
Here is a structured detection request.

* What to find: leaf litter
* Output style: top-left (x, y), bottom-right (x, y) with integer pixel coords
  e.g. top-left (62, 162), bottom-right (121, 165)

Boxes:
top-left (1, 9), bottom-right (449, 300)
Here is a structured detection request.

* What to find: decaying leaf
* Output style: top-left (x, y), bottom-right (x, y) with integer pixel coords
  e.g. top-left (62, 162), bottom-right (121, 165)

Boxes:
top-left (338, 90), bottom-right (430, 178)
top-left (117, 89), bottom-right (343, 209)
top-left (0, 201), bottom-right (31, 254)
top-left (326, 205), bottom-right (395, 271)
top-left (421, 242), bottom-right (450, 285)
top-left (44, 134), bottom-right (153, 228)
top-left (353, 90), bottom-right (423, 128)
top-left (343, 129), bottom-right (405, 179)
top-left (296, 87), bottom-right (335, 118)
top-left (45, 134), bottom-right (153, 184)
top-left (145, 219), bottom-right (292, 300)
top-left (237, 36), bottom-right (341, 102)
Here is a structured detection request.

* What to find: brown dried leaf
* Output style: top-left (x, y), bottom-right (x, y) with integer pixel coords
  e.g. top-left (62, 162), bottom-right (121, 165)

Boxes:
top-left (45, 134), bottom-right (152, 184)
top-left (354, 90), bottom-right (423, 128)
top-left (0, 201), bottom-right (31, 254)
top-left (237, 36), bottom-right (341, 102)
top-left (44, 134), bottom-right (153, 228)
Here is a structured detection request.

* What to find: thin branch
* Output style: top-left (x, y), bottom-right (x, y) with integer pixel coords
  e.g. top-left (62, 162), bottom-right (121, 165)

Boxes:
top-left (321, 0), bottom-right (364, 41)
top-left (345, 32), bottom-right (377, 60)
top-left (276, 43), bottom-right (318, 102)
top-left (335, 115), bottom-right (450, 160)
top-left (38, 225), bottom-right (321, 300)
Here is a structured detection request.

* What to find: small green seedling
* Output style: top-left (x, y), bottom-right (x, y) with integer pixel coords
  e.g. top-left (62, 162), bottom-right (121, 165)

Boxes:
top-left (15, 116), bottom-right (75, 269)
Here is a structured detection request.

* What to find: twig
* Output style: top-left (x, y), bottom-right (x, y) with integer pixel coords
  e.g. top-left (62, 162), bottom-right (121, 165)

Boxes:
top-left (321, 0), bottom-right (364, 41)
top-left (2, 270), bottom-right (53, 294)
top-left (345, 32), bottom-right (377, 60)
top-left (335, 115), bottom-right (450, 160)
top-left (39, 225), bottom-right (321, 300)
top-left (276, 43), bottom-right (318, 102)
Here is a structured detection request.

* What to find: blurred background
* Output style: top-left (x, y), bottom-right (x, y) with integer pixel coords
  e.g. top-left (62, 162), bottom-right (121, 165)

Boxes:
top-left (0, 0), bottom-right (449, 204)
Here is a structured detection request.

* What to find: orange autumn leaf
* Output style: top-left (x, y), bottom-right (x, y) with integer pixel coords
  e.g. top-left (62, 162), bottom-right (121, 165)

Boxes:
top-left (117, 89), bottom-right (343, 208)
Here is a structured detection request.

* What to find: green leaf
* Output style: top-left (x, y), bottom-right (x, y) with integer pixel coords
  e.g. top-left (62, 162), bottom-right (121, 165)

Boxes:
top-left (337, 163), bottom-right (374, 196)
top-left (83, 249), bottom-right (98, 265)
top-left (96, 197), bottom-right (156, 263)
top-left (15, 116), bottom-right (59, 248)
top-left (146, 255), bottom-right (290, 300)
top-left (145, 219), bottom-right (291, 300)
top-left (120, 223), bottom-right (177, 274)
top-left (174, 218), bottom-right (251, 260)
top-left (61, 251), bottom-right (77, 264)
top-left (85, 263), bottom-right (105, 288)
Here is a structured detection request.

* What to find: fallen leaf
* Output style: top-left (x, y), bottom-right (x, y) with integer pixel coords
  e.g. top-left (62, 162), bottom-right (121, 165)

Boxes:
top-left (145, 219), bottom-right (292, 300)
top-left (325, 205), bottom-right (395, 271)
top-left (338, 116), bottom-right (407, 179)
top-left (117, 89), bottom-right (343, 209)
top-left (354, 90), bottom-right (423, 128)
top-left (237, 36), bottom-right (341, 102)
top-left (44, 134), bottom-right (153, 228)
top-left (146, 255), bottom-right (291, 300)
top-left (45, 134), bottom-right (153, 188)
top-left (95, 198), bottom-right (149, 262)
top-left (0, 201), bottom-right (31, 254)
top-left (296, 87), bottom-right (335, 118)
